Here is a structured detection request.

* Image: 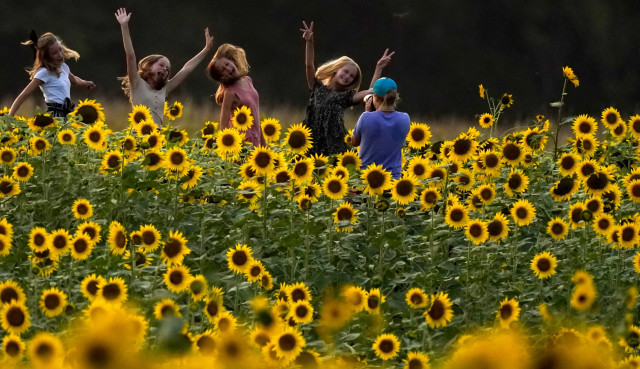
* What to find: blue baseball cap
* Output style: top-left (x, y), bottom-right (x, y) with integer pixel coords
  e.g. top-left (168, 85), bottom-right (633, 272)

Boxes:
top-left (373, 77), bottom-right (397, 96)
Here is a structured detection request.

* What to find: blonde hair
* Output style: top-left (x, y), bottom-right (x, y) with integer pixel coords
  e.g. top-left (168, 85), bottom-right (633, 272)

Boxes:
top-left (22, 32), bottom-right (79, 79)
top-left (374, 89), bottom-right (400, 109)
top-left (206, 44), bottom-right (250, 105)
top-left (118, 54), bottom-right (169, 99)
top-left (316, 56), bottom-right (362, 91)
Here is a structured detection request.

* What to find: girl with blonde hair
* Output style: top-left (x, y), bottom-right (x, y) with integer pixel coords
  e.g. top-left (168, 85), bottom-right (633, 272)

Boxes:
top-left (10, 32), bottom-right (95, 117)
top-left (207, 43), bottom-right (265, 146)
top-left (115, 7), bottom-right (214, 125)
top-left (301, 21), bottom-right (394, 156)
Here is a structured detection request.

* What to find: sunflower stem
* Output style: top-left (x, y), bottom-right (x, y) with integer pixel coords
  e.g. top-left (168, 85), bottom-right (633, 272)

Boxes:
top-left (262, 175), bottom-right (268, 240)
top-left (553, 79), bottom-right (568, 161)
top-left (303, 207), bottom-right (311, 280)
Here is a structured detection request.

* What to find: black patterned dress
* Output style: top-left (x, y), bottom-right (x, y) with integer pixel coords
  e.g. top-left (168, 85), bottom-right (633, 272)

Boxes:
top-left (303, 81), bottom-right (356, 156)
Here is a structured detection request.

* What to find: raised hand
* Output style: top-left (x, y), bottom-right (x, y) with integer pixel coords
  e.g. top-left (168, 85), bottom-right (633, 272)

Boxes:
top-left (376, 48), bottom-right (395, 69)
top-left (204, 27), bottom-right (214, 50)
top-left (300, 21), bottom-right (314, 41)
top-left (115, 8), bottom-right (131, 25)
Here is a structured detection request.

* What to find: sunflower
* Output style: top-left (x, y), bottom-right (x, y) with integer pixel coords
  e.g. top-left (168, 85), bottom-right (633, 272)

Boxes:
top-left (273, 327), bottom-right (305, 362)
top-left (372, 333), bottom-right (400, 360)
top-left (530, 251), bottom-right (557, 279)
top-left (571, 283), bottom-right (597, 311)
top-left (164, 101), bottom-right (184, 121)
top-left (583, 167), bottom-right (613, 196)
top-left (237, 179), bottom-right (262, 203)
top-left (203, 295), bottom-right (224, 322)
top-left (71, 99), bottom-right (105, 124)
top-left (11, 162), bottom-right (33, 183)
top-left (78, 221), bottom-right (102, 245)
top-left (337, 150), bottom-right (361, 170)
top-left (497, 297), bottom-right (520, 328)
top-left (321, 175), bottom-right (348, 200)
top-left (2, 334), bottom-right (25, 361)
top-left (478, 113), bottom-right (494, 129)
top-left (55, 129), bottom-right (76, 146)
top-left (242, 260), bottom-right (264, 284)
top-left (511, 199), bottom-right (536, 227)
top-left (477, 184), bottom-right (496, 204)
top-left (584, 196), bottom-right (604, 216)
top-left (291, 157), bottom-right (315, 184)
top-left (501, 141), bottom-right (524, 166)
top-left (452, 168), bottom-right (475, 191)
top-left (361, 163), bottom-right (392, 196)
top-left (333, 202), bottom-right (358, 225)
top-left (465, 219), bottom-right (489, 245)
top-left (572, 114), bottom-right (597, 137)
top-left (601, 106), bottom-right (622, 129)
top-left (0, 233), bottom-right (11, 257)
top-left (425, 164), bottom-right (447, 187)
top-left (617, 223), bottom-right (638, 249)
top-left (39, 287), bottom-right (67, 317)
top-left (549, 177), bottom-right (579, 202)
top-left (143, 131), bottom-right (164, 151)
top-left (29, 136), bottom-right (50, 155)
top-left (424, 292), bottom-right (453, 328)
top-left (70, 234), bottom-right (93, 260)
top-left (83, 125), bottom-right (107, 151)
top-left (629, 115), bottom-right (640, 138)
top-left (181, 165), bottom-right (203, 190)
top-left (121, 135), bottom-right (137, 155)
top-left (154, 298), bottom-right (182, 320)
top-left (342, 285), bottom-right (368, 312)
top-left (562, 66), bottom-right (579, 87)
top-left (287, 282), bottom-right (312, 303)
top-left (419, 187), bottom-right (441, 212)
top-left (140, 150), bottom-right (164, 171)
top-left (80, 274), bottom-right (105, 301)
top-left (319, 298), bottom-right (352, 329)
top-left (28, 112), bottom-right (56, 130)
top-left (449, 133), bottom-right (478, 162)
top-left (557, 153), bottom-right (580, 176)
top-left (406, 156), bottom-right (430, 180)
top-left (483, 213), bottom-right (508, 242)
top-left (576, 159), bottom-right (598, 180)
top-left (27, 332), bottom-right (63, 366)
top-left (226, 244), bottom-right (254, 274)
top-left (475, 150), bottom-right (502, 177)
top-left (136, 120), bottom-right (158, 136)
top-left (602, 184), bottom-right (622, 211)
top-left (1, 301), bottom-right (30, 335)
top-left (288, 300), bottom-right (314, 324)
top-left (0, 281), bottom-right (26, 305)
top-left (46, 228), bottom-right (69, 257)
top-left (0, 177), bottom-right (19, 197)
top-left (500, 93), bottom-right (514, 108)
top-left (28, 226), bottom-right (49, 253)
top-left (127, 104), bottom-right (152, 126)
top-left (406, 288), bottom-right (428, 309)
top-left (611, 122), bottom-right (628, 139)
top-left (249, 146), bottom-right (276, 176)
top-left (391, 175), bottom-right (419, 205)
top-left (573, 134), bottom-right (599, 157)
top-left (193, 330), bottom-right (217, 355)
top-left (365, 288), bottom-right (385, 314)
top-left (98, 277), bottom-right (128, 305)
top-left (625, 179), bottom-right (640, 204)
top-left (164, 147), bottom-right (189, 172)
top-left (0, 147), bottom-right (16, 166)
top-left (260, 272), bottom-right (274, 290)
top-left (161, 230), bottom-right (191, 266)
top-left (503, 169), bottom-right (529, 197)
top-left (546, 218), bottom-right (569, 240)
top-left (406, 122), bottom-right (432, 149)
top-left (297, 194), bottom-right (313, 211)
top-left (106, 221), bottom-right (127, 256)
top-left (445, 204), bottom-right (469, 229)
top-left (284, 123), bottom-right (313, 155)
top-left (138, 224), bottom-right (161, 252)
top-left (261, 117), bottom-right (282, 142)
top-left (72, 198), bottom-right (93, 220)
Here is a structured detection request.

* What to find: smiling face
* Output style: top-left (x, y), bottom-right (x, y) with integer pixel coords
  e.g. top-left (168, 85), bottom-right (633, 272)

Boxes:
top-left (149, 57), bottom-right (171, 86)
top-left (46, 42), bottom-right (65, 68)
top-left (331, 64), bottom-right (358, 89)
top-left (214, 57), bottom-right (239, 83)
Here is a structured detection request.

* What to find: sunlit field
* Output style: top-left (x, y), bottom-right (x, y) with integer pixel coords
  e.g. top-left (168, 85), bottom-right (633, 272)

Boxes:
top-left (1, 68), bottom-right (640, 369)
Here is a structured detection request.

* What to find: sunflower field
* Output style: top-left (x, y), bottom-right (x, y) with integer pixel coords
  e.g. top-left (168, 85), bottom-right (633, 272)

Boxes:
top-left (1, 68), bottom-right (640, 369)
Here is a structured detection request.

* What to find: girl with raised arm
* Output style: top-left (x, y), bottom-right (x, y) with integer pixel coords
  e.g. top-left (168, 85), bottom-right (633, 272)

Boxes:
top-left (115, 7), bottom-right (213, 126)
top-left (300, 21), bottom-right (394, 156)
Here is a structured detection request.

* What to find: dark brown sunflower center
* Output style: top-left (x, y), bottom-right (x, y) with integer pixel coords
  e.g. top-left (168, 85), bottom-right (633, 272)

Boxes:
top-left (453, 139), bottom-right (472, 156)
top-left (190, 280), bottom-right (204, 295)
top-left (368, 295), bottom-right (380, 310)
top-left (503, 144), bottom-right (521, 161)
top-left (197, 335), bottom-right (216, 353)
top-left (1, 288), bottom-right (18, 304)
top-left (488, 220), bottom-right (503, 236)
top-left (89, 131), bottom-right (102, 143)
top-left (147, 136), bottom-right (158, 147)
top-left (480, 188), bottom-right (493, 201)
top-left (249, 265), bottom-right (261, 277)
top-left (622, 227), bottom-right (636, 242)
top-left (295, 305), bottom-right (309, 318)
top-left (561, 156), bottom-right (575, 170)
top-left (328, 180), bottom-right (343, 194)
top-left (254, 152), bottom-right (271, 168)
top-left (16, 166), bottom-right (30, 178)
top-left (264, 124), bottom-right (276, 136)
top-left (424, 191), bottom-right (437, 204)
top-left (410, 293), bottom-right (424, 305)
top-left (412, 164), bottom-right (425, 176)
top-left (34, 114), bottom-right (55, 127)
top-left (337, 208), bottom-right (353, 221)
top-left (500, 304), bottom-right (513, 320)
top-left (291, 289), bottom-right (306, 302)
top-left (428, 300), bottom-right (445, 320)
top-left (366, 170), bottom-right (386, 189)
top-left (34, 234), bottom-right (46, 247)
top-left (147, 153), bottom-right (161, 166)
top-left (235, 112), bottom-right (247, 125)
top-left (114, 232), bottom-right (126, 249)
top-left (1, 151), bottom-right (13, 162)
top-left (164, 238), bottom-right (182, 258)
top-left (77, 106), bottom-right (98, 124)
top-left (279, 334), bottom-right (296, 351)
top-left (206, 301), bottom-right (219, 317)
top-left (102, 284), bottom-right (121, 300)
top-left (5, 340), bottom-right (20, 357)
top-left (294, 163), bottom-right (309, 177)
top-left (44, 294), bottom-right (60, 309)
top-left (77, 204), bottom-right (89, 215)
top-left (450, 209), bottom-right (464, 222)
top-left (409, 358), bottom-right (423, 369)
top-left (83, 227), bottom-right (97, 240)
top-left (142, 231), bottom-right (156, 245)
top-left (571, 208), bottom-right (583, 224)
top-left (7, 306), bottom-right (25, 326)
top-left (586, 173), bottom-right (609, 190)
top-left (579, 122), bottom-right (592, 134)
top-left (232, 251), bottom-right (248, 266)
top-left (379, 339), bottom-right (394, 353)
top-left (396, 180), bottom-right (414, 196)
top-left (484, 154), bottom-right (499, 168)
top-left (469, 224), bottom-right (483, 237)
top-left (276, 171), bottom-right (291, 183)
top-left (605, 113), bottom-right (618, 125)
top-left (411, 129), bottom-right (425, 142)
top-left (597, 218), bottom-right (611, 230)
top-left (74, 238), bottom-right (88, 253)
top-left (169, 271), bottom-right (184, 285)
top-left (551, 223), bottom-right (565, 235)
top-left (553, 178), bottom-right (575, 196)
top-left (35, 139), bottom-right (46, 151)
top-left (537, 258), bottom-right (551, 272)
top-left (288, 131), bottom-right (307, 149)
top-left (170, 152), bottom-right (184, 165)
top-left (516, 208), bottom-right (528, 219)
top-left (140, 124), bottom-right (153, 135)
top-left (35, 342), bottom-right (53, 358)
top-left (86, 280), bottom-right (99, 296)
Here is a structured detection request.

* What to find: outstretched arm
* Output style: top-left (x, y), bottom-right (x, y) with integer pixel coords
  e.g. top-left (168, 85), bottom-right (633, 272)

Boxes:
top-left (167, 27), bottom-right (214, 93)
top-left (115, 8), bottom-right (138, 89)
top-left (9, 79), bottom-right (43, 116)
top-left (69, 73), bottom-right (96, 90)
top-left (219, 89), bottom-right (237, 130)
top-left (301, 21), bottom-right (315, 90)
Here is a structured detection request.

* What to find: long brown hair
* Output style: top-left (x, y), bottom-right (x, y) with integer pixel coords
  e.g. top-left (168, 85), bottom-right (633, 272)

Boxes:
top-left (22, 33), bottom-right (79, 79)
top-left (118, 54), bottom-right (169, 99)
top-left (206, 44), bottom-right (250, 105)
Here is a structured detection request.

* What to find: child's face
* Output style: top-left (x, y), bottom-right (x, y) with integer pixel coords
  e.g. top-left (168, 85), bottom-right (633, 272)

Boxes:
top-left (46, 42), bottom-right (65, 67)
top-left (150, 57), bottom-right (171, 83)
top-left (214, 57), bottom-right (238, 82)
top-left (333, 64), bottom-right (358, 88)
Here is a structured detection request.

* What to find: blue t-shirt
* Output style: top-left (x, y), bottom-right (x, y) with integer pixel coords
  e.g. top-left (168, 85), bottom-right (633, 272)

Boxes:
top-left (353, 110), bottom-right (411, 178)
top-left (34, 63), bottom-right (71, 104)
